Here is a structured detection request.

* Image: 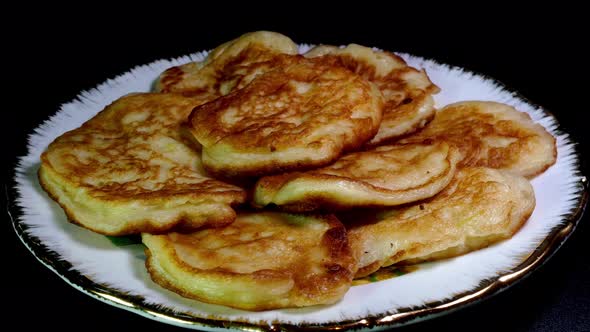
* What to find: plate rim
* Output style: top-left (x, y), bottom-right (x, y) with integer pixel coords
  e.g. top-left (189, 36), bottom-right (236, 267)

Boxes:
top-left (7, 53), bottom-right (589, 331)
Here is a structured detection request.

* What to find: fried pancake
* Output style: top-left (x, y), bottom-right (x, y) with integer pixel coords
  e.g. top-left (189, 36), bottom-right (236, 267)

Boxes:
top-left (39, 93), bottom-right (246, 235)
top-left (155, 31), bottom-right (298, 97)
top-left (345, 167), bottom-right (535, 277)
top-left (142, 212), bottom-right (357, 310)
top-left (400, 101), bottom-right (557, 177)
top-left (253, 142), bottom-right (460, 211)
top-left (305, 44), bottom-right (439, 146)
top-left (188, 55), bottom-right (384, 178)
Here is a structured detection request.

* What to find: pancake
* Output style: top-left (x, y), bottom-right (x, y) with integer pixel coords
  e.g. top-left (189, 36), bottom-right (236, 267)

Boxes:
top-left (253, 142), bottom-right (460, 211)
top-left (345, 167), bottom-right (535, 277)
top-left (188, 55), bottom-right (384, 178)
top-left (39, 93), bottom-right (246, 235)
top-left (305, 44), bottom-right (439, 146)
top-left (400, 101), bottom-right (557, 177)
top-left (142, 212), bottom-right (357, 310)
top-left (155, 31), bottom-right (298, 97)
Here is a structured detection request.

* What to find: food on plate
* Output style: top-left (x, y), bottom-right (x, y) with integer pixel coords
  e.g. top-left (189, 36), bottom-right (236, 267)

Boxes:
top-left (253, 141), bottom-right (460, 211)
top-left (400, 101), bottom-right (557, 177)
top-left (155, 31), bottom-right (298, 97)
top-left (38, 93), bottom-right (246, 235)
top-left (37, 31), bottom-right (558, 311)
top-left (345, 167), bottom-right (536, 277)
top-left (142, 212), bottom-right (356, 310)
top-left (188, 55), bottom-right (384, 177)
top-left (305, 44), bottom-right (439, 146)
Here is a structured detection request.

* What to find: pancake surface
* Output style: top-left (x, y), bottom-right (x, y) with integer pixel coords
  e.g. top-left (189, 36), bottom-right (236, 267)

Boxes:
top-left (401, 101), bottom-right (557, 177)
top-left (155, 31), bottom-right (298, 97)
top-left (189, 55), bottom-right (384, 177)
top-left (305, 44), bottom-right (439, 146)
top-left (39, 93), bottom-right (246, 235)
top-left (345, 167), bottom-right (535, 277)
top-left (142, 212), bottom-right (356, 310)
top-left (254, 142), bottom-right (460, 211)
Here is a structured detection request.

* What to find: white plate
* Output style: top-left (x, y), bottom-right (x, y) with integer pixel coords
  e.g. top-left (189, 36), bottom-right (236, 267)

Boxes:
top-left (11, 46), bottom-right (588, 331)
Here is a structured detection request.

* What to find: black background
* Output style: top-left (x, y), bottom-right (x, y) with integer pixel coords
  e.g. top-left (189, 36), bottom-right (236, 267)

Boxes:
top-left (3, 10), bottom-right (589, 332)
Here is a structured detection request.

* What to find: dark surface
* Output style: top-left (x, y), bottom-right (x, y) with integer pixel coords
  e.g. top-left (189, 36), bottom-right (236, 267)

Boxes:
top-left (3, 13), bottom-right (588, 332)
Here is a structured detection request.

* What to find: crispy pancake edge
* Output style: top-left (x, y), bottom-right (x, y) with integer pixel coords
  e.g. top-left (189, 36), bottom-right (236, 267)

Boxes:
top-left (401, 101), bottom-right (557, 178)
top-left (348, 167), bottom-right (536, 278)
top-left (38, 161), bottom-right (246, 235)
top-left (155, 31), bottom-right (299, 94)
top-left (306, 44), bottom-right (440, 145)
top-left (253, 142), bottom-right (461, 212)
top-left (366, 93), bottom-right (437, 147)
top-left (142, 213), bottom-right (357, 310)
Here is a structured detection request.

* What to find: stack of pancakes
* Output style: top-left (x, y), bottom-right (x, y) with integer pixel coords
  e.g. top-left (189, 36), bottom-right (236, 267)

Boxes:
top-left (38, 31), bottom-right (557, 310)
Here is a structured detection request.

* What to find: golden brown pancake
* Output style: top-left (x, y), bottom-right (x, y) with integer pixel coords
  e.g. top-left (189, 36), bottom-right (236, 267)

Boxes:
top-left (142, 212), bottom-right (356, 310)
top-left (155, 31), bottom-right (298, 97)
top-left (345, 167), bottom-right (535, 278)
top-left (305, 44), bottom-right (439, 146)
top-left (39, 93), bottom-right (246, 235)
top-left (188, 55), bottom-right (384, 178)
top-left (400, 101), bottom-right (557, 177)
top-left (253, 142), bottom-right (460, 211)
